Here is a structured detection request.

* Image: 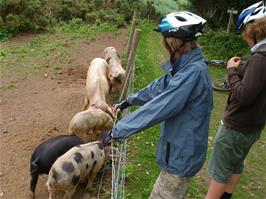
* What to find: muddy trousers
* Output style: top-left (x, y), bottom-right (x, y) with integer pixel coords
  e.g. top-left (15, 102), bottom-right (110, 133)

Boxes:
top-left (149, 170), bottom-right (190, 199)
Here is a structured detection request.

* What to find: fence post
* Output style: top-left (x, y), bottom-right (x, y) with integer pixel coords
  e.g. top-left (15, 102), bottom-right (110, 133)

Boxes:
top-left (227, 8), bottom-right (238, 33)
top-left (120, 29), bottom-right (142, 101)
top-left (125, 11), bottom-right (137, 65)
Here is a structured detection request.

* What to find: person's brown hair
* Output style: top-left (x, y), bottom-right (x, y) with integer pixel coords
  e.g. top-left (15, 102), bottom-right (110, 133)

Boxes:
top-left (242, 17), bottom-right (266, 42)
top-left (163, 37), bottom-right (198, 63)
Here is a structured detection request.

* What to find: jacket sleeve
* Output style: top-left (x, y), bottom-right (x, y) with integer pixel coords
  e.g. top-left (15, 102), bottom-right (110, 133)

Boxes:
top-left (112, 70), bottom-right (200, 139)
top-left (127, 75), bottom-right (167, 106)
top-left (228, 54), bottom-right (266, 106)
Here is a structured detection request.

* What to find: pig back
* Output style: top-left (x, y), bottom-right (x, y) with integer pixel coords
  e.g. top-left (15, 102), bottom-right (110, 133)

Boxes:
top-left (31, 135), bottom-right (84, 174)
top-left (69, 108), bottom-right (113, 142)
top-left (47, 141), bottom-right (105, 187)
top-left (86, 58), bottom-right (109, 99)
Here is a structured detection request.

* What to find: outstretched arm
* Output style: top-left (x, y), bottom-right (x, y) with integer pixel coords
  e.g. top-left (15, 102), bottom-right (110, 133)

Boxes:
top-left (127, 75), bottom-right (167, 106)
top-left (112, 71), bottom-right (200, 139)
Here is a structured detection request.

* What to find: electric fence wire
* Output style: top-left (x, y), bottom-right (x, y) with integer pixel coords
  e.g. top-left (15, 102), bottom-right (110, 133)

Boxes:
top-left (111, 63), bottom-right (135, 199)
top-left (96, 64), bottom-right (135, 199)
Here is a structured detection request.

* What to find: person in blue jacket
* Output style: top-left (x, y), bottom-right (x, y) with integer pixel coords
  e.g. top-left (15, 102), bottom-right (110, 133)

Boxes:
top-left (103, 11), bottom-right (213, 199)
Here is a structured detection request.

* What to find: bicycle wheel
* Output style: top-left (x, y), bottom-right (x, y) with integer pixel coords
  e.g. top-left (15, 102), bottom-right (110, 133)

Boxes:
top-left (212, 77), bottom-right (230, 92)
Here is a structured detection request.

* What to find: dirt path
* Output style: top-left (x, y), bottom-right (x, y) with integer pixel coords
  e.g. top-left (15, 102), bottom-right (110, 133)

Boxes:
top-left (0, 29), bottom-right (127, 199)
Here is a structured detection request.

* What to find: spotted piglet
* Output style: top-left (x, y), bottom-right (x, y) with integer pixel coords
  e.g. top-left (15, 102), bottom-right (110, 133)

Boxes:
top-left (30, 135), bottom-right (84, 198)
top-left (46, 141), bottom-right (106, 199)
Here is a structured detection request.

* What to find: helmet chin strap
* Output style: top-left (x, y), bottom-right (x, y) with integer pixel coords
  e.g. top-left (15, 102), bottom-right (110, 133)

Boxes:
top-left (253, 33), bottom-right (257, 45)
top-left (253, 38), bottom-right (257, 45)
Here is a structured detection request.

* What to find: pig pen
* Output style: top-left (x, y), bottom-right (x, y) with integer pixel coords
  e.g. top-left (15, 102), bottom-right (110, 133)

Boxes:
top-left (0, 29), bottom-right (127, 199)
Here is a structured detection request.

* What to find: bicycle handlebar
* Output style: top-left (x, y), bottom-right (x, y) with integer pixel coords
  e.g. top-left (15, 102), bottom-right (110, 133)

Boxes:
top-left (205, 59), bottom-right (227, 66)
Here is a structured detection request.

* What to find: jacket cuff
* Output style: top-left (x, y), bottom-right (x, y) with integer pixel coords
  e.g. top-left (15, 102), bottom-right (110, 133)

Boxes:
top-left (127, 95), bottom-right (135, 105)
top-left (227, 67), bottom-right (237, 78)
top-left (227, 67), bottom-right (240, 84)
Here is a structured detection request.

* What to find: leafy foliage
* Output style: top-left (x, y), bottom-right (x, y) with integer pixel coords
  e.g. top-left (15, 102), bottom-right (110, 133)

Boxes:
top-left (143, 0), bottom-right (178, 15)
top-left (85, 9), bottom-right (125, 27)
top-left (0, 0), bottom-right (54, 34)
top-left (198, 30), bottom-right (250, 60)
top-left (54, 18), bottom-right (117, 39)
top-left (183, 0), bottom-right (259, 28)
top-left (0, 0), bottom-right (161, 40)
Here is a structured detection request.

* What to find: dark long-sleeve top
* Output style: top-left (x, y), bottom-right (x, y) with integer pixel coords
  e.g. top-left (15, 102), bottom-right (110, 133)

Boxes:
top-left (223, 43), bottom-right (266, 133)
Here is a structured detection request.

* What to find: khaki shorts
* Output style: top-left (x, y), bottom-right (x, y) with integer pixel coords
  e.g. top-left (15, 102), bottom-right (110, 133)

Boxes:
top-left (208, 124), bottom-right (261, 184)
top-left (149, 170), bottom-right (190, 199)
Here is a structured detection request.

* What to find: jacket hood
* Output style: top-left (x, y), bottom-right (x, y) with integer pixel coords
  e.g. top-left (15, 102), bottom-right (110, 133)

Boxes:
top-left (256, 43), bottom-right (266, 55)
top-left (162, 47), bottom-right (203, 75)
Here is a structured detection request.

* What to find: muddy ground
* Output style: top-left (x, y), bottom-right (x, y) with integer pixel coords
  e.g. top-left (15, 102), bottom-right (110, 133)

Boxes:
top-left (0, 29), bottom-right (127, 199)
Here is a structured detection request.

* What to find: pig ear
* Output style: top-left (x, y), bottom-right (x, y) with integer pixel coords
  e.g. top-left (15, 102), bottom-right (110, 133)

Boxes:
top-left (106, 57), bottom-right (111, 64)
top-left (115, 52), bottom-right (121, 59)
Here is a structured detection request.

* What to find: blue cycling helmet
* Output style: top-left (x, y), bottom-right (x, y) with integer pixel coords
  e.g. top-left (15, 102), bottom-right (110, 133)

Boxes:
top-left (155, 11), bottom-right (206, 41)
top-left (236, 1), bottom-right (266, 33)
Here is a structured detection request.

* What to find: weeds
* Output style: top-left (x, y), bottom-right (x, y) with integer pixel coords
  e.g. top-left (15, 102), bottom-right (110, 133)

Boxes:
top-left (53, 18), bottom-right (117, 39)
top-left (0, 20), bottom-right (118, 76)
top-left (1, 82), bottom-right (17, 89)
top-left (199, 30), bottom-right (250, 61)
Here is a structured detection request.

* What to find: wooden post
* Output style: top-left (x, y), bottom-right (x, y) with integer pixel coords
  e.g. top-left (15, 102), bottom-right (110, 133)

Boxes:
top-left (120, 29), bottom-right (142, 101)
top-left (227, 8), bottom-right (238, 33)
top-left (125, 11), bottom-right (137, 65)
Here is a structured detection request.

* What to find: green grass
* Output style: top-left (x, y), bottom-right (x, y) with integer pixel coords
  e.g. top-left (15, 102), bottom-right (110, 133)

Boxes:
top-left (0, 35), bottom-right (71, 76)
top-left (52, 18), bottom-right (117, 40)
top-left (1, 19), bottom-right (265, 198)
top-left (125, 21), bottom-right (165, 199)
top-left (125, 20), bottom-right (266, 198)
top-left (0, 20), bottom-right (117, 76)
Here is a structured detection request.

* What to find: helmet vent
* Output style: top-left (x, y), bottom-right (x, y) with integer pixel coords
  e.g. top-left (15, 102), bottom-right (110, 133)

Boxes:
top-left (252, 9), bottom-right (261, 15)
top-left (175, 16), bottom-right (187, 22)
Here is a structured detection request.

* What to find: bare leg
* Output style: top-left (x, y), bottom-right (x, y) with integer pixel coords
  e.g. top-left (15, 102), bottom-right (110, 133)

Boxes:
top-left (29, 171), bottom-right (38, 198)
top-left (86, 166), bottom-right (101, 191)
top-left (86, 173), bottom-right (96, 190)
top-left (225, 174), bottom-right (241, 193)
top-left (47, 189), bottom-right (54, 199)
top-left (205, 179), bottom-right (226, 199)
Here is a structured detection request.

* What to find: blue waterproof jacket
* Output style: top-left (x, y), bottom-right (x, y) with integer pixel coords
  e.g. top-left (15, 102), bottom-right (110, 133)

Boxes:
top-left (112, 48), bottom-right (213, 177)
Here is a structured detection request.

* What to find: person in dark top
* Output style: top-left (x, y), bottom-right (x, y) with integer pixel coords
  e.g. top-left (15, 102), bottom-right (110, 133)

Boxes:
top-left (206, 2), bottom-right (266, 199)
